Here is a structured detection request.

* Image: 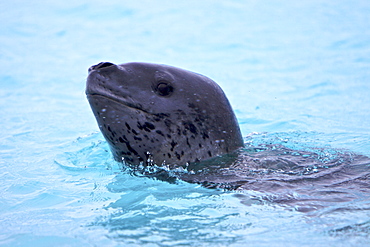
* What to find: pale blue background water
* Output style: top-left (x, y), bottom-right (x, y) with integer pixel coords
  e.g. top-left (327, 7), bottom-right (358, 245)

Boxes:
top-left (1, 0), bottom-right (370, 246)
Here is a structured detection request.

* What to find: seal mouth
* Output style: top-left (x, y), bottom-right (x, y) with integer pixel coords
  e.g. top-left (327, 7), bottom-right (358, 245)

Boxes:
top-left (86, 63), bottom-right (153, 114)
top-left (86, 65), bottom-right (140, 112)
top-left (86, 93), bottom-right (151, 114)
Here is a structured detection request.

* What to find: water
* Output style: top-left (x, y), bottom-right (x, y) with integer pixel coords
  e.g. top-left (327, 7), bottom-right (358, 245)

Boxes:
top-left (1, 0), bottom-right (370, 246)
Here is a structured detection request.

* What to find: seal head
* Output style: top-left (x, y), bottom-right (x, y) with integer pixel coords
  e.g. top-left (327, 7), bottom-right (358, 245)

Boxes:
top-left (86, 62), bottom-right (243, 167)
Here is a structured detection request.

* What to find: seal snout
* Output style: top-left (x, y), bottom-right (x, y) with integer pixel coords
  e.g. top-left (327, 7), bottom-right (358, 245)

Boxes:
top-left (88, 62), bottom-right (116, 73)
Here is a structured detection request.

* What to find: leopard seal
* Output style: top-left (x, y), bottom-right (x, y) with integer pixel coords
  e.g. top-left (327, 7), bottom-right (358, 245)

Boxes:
top-left (85, 62), bottom-right (370, 212)
top-left (86, 62), bottom-right (244, 167)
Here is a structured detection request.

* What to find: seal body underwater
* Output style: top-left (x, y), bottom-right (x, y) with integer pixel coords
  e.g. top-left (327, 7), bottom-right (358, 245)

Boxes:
top-left (86, 62), bottom-right (244, 167)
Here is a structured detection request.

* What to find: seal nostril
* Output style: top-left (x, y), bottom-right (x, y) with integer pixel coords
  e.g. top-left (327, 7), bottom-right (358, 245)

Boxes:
top-left (88, 62), bottom-right (115, 72)
top-left (97, 62), bottom-right (115, 69)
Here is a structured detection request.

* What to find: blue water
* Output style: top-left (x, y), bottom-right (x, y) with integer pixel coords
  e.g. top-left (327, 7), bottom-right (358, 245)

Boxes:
top-left (1, 0), bottom-right (370, 246)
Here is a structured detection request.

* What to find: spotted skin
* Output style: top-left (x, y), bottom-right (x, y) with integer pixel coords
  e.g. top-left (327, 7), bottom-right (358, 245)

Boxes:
top-left (86, 62), bottom-right (243, 167)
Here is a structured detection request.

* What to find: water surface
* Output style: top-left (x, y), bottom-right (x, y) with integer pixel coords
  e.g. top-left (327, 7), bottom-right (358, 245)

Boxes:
top-left (1, 1), bottom-right (370, 246)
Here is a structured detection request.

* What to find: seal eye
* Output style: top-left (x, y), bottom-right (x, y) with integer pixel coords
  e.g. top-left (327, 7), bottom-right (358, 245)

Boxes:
top-left (154, 81), bottom-right (174, 97)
